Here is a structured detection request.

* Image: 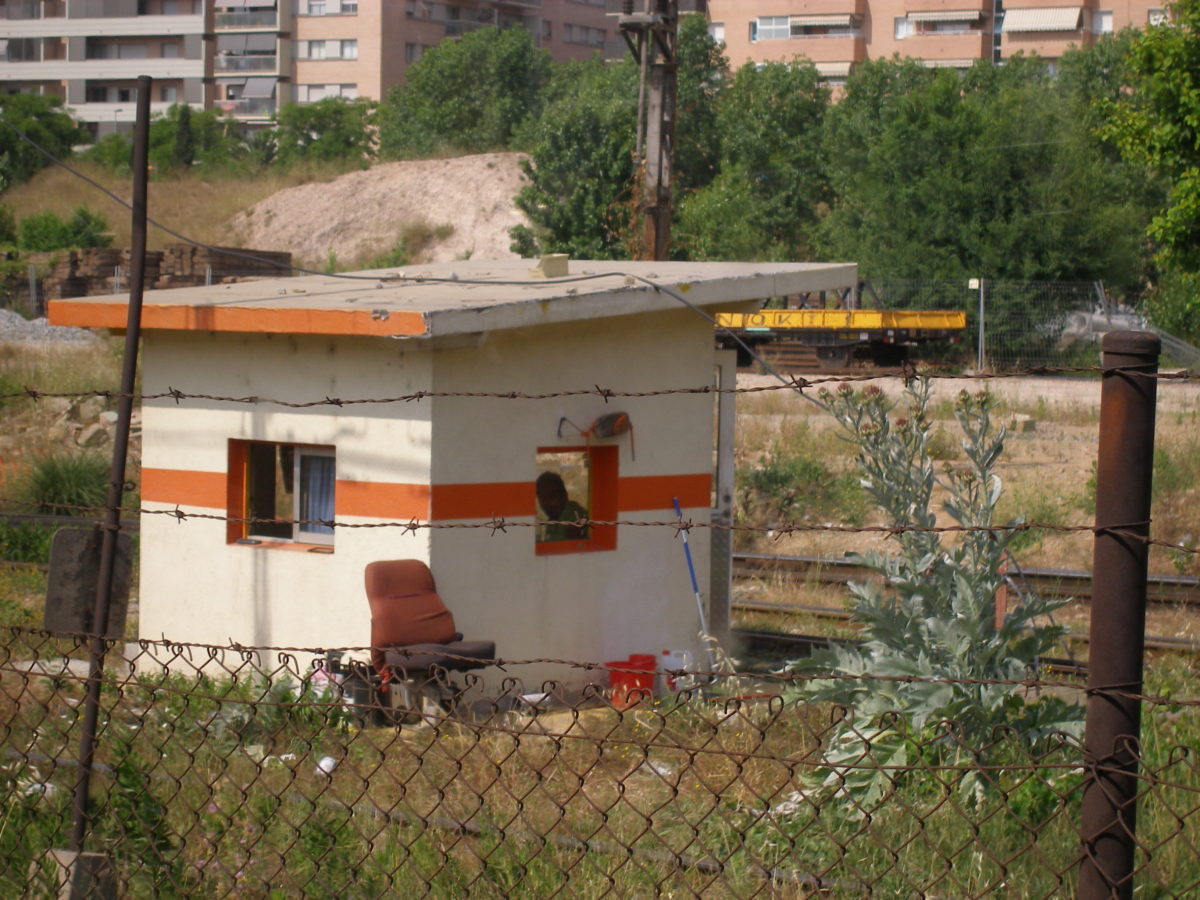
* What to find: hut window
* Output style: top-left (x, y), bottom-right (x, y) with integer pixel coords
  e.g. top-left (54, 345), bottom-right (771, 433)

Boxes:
top-left (228, 440), bottom-right (335, 546)
top-left (534, 445), bottom-right (617, 555)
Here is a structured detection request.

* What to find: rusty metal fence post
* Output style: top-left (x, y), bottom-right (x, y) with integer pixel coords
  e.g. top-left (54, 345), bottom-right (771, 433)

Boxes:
top-left (68, 74), bottom-right (152, 870)
top-left (1079, 331), bottom-right (1159, 899)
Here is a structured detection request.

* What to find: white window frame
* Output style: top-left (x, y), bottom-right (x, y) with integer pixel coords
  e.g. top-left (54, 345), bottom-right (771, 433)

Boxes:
top-left (242, 442), bottom-right (336, 546)
top-left (755, 15), bottom-right (790, 40)
top-left (894, 16), bottom-right (912, 39)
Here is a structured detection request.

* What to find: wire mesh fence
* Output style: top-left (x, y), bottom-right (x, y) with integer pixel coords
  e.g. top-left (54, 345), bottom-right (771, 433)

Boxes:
top-left (867, 279), bottom-right (1130, 371)
top-left (2, 628), bottom-right (1198, 898)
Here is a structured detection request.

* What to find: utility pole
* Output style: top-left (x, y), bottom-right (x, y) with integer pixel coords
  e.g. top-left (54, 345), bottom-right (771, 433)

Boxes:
top-left (611, 0), bottom-right (689, 260)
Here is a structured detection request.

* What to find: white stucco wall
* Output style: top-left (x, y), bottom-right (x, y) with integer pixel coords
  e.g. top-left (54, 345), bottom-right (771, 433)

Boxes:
top-left (428, 309), bottom-right (717, 688)
top-left (136, 307), bottom-right (723, 691)
top-left (138, 331), bottom-right (435, 651)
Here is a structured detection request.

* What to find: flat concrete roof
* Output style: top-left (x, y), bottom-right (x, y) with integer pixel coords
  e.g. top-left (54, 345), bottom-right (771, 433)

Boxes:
top-left (48, 258), bottom-right (858, 339)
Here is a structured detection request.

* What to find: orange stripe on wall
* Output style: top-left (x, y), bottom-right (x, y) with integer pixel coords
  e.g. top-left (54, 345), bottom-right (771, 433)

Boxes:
top-left (618, 474), bottom-right (711, 512)
top-left (431, 482), bottom-right (536, 520)
top-left (140, 469), bottom-right (711, 520)
top-left (142, 468), bottom-right (227, 509)
top-left (48, 300), bottom-right (428, 337)
top-left (338, 480), bottom-right (430, 519)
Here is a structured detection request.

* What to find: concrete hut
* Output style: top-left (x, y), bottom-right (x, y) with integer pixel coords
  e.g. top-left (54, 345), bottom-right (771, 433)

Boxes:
top-left (50, 259), bottom-right (856, 686)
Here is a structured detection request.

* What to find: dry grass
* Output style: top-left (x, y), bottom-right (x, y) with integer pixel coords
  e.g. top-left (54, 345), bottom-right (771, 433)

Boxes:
top-left (2, 159), bottom-right (357, 251)
top-left (732, 372), bottom-right (1200, 642)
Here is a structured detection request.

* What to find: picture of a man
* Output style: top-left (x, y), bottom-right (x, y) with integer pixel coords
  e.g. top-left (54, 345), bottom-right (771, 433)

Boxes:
top-left (535, 471), bottom-right (589, 542)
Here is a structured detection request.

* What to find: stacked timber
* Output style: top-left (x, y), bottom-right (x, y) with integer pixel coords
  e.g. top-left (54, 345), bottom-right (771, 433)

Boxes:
top-left (36, 245), bottom-right (292, 299)
top-left (156, 243), bottom-right (292, 288)
top-left (38, 249), bottom-right (163, 299)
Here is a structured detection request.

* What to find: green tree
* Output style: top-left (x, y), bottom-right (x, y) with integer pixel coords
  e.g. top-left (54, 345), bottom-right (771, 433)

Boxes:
top-left (510, 56), bottom-right (639, 258)
top-left (0, 205), bottom-right (16, 246)
top-left (1102, 0), bottom-right (1200, 272)
top-left (170, 101), bottom-right (196, 170)
top-left (672, 14), bottom-right (729, 193)
top-left (677, 58), bottom-right (830, 260)
top-left (87, 105), bottom-right (247, 176)
top-left (818, 54), bottom-right (1152, 293)
top-left (510, 18), bottom-right (726, 258)
top-left (379, 26), bottom-right (553, 159)
top-left (0, 93), bottom-right (88, 191)
top-left (272, 97), bottom-right (378, 166)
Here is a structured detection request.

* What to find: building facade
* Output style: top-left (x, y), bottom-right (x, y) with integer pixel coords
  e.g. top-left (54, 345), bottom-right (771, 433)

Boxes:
top-left (707, 0), bottom-right (1167, 83)
top-left (49, 258), bottom-right (856, 685)
top-left (0, 0), bottom-right (613, 134)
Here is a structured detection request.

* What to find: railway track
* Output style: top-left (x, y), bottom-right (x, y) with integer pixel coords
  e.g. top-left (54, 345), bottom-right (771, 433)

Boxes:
top-left (731, 627), bottom-right (1090, 676)
top-left (732, 553), bottom-right (1200, 664)
top-left (733, 553), bottom-right (1200, 607)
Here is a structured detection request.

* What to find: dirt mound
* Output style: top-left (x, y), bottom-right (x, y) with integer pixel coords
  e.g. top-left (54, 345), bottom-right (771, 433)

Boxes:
top-left (227, 152), bottom-right (532, 269)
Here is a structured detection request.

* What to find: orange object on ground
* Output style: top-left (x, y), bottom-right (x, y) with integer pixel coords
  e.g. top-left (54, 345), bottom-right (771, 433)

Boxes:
top-left (606, 654), bottom-right (657, 709)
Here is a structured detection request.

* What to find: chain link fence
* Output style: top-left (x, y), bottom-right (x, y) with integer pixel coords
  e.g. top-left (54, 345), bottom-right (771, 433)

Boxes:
top-left (2, 628), bottom-right (1198, 898)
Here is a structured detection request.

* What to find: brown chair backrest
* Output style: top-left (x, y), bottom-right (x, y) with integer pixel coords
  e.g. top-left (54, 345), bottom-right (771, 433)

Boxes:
top-left (365, 561), bottom-right (459, 671)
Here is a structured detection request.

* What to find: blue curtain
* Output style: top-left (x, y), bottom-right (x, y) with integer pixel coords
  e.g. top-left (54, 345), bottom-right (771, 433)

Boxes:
top-left (299, 454), bottom-right (335, 537)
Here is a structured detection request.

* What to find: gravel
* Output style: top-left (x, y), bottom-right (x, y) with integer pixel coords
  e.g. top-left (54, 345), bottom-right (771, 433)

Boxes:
top-left (0, 308), bottom-right (100, 345)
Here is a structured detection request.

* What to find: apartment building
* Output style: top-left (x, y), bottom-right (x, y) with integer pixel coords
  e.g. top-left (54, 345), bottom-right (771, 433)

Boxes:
top-left (0, 0), bottom-right (613, 134)
top-left (707, 0), bottom-right (1167, 83)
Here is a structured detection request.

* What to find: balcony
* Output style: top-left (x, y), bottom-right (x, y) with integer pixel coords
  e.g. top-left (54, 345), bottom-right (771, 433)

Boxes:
top-left (0, 14), bottom-right (204, 37)
top-left (443, 19), bottom-right (489, 36)
top-left (0, 57), bottom-right (202, 79)
top-left (215, 10), bottom-right (278, 28)
top-left (215, 96), bottom-right (275, 118)
top-left (213, 53), bottom-right (277, 72)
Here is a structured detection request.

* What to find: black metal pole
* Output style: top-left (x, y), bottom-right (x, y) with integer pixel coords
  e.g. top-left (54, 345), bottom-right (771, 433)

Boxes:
top-left (69, 75), bottom-right (152, 855)
top-left (1079, 331), bottom-right (1159, 899)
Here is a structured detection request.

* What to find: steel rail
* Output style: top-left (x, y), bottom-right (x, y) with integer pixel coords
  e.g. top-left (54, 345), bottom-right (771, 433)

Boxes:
top-left (733, 553), bottom-right (1200, 606)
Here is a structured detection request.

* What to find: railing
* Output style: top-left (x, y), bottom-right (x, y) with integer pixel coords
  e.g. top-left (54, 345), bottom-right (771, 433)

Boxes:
top-left (213, 55), bottom-right (277, 73)
top-left (215, 97), bottom-right (276, 117)
top-left (443, 19), bottom-right (490, 36)
top-left (789, 30), bottom-right (864, 39)
top-left (214, 10), bottom-right (279, 28)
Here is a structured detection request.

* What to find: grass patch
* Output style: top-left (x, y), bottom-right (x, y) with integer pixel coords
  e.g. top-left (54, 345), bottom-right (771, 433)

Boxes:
top-left (1, 655), bottom-right (1196, 897)
top-left (996, 484), bottom-right (1073, 555)
top-left (356, 221), bottom-right (455, 270)
top-left (0, 567), bottom-right (45, 627)
top-left (735, 417), bottom-right (866, 543)
top-left (1150, 430), bottom-right (1200, 574)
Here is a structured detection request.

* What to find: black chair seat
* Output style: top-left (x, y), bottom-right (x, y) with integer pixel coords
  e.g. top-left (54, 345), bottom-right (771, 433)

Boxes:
top-left (383, 640), bottom-right (495, 673)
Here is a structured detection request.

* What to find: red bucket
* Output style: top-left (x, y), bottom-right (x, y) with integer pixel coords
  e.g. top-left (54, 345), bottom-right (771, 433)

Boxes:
top-left (606, 654), bottom-right (657, 709)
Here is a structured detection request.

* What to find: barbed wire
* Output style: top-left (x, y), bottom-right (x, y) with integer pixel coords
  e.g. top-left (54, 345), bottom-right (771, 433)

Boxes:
top-left (3, 495), bottom-right (1191, 555)
top-left (2, 365), bottom-right (1198, 409)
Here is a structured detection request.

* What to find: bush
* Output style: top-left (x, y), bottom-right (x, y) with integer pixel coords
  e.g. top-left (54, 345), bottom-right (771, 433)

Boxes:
top-left (736, 419), bottom-right (865, 526)
top-left (13, 451), bottom-right (110, 516)
top-left (784, 378), bottom-right (1081, 808)
top-left (17, 207), bottom-right (111, 252)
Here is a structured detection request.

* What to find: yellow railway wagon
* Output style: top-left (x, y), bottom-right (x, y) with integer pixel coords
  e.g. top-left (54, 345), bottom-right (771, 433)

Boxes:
top-left (715, 308), bottom-right (968, 369)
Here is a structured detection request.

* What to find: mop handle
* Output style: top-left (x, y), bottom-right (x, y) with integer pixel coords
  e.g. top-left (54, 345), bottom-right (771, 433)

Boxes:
top-left (672, 497), bottom-right (700, 593)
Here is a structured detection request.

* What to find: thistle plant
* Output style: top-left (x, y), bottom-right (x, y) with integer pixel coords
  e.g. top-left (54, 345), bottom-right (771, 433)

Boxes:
top-left (786, 378), bottom-right (1082, 809)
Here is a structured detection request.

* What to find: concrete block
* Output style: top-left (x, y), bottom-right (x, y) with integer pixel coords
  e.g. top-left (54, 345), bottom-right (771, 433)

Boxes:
top-left (36, 849), bottom-right (115, 900)
top-left (528, 254), bottom-right (569, 278)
